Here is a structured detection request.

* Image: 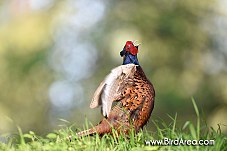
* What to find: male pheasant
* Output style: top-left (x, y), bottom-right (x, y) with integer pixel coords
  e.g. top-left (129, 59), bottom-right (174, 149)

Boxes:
top-left (77, 41), bottom-right (155, 137)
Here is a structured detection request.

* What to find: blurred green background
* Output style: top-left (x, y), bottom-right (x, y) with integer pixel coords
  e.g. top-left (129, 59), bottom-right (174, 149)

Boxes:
top-left (0, 0), bottom-right (226, 136)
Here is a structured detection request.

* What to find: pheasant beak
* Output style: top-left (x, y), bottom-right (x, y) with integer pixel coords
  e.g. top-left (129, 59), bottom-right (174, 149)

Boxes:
top-left (133, 40), bottom-right (141, 47)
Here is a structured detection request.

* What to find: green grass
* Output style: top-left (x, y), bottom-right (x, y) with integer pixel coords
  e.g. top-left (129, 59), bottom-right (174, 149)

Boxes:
top-left (0, 100), bottom-right (226, 151)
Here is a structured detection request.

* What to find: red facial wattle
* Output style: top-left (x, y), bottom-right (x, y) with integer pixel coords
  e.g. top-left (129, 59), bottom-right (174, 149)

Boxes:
top-left (125, 41), bottom-right (138, 56)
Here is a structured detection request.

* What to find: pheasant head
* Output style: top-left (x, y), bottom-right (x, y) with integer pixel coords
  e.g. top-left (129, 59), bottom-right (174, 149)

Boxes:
top-left (120, 41), bottom-right (140, 65)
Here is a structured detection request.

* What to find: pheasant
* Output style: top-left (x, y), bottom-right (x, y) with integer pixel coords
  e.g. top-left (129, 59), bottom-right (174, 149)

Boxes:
top-left (76, 41), bottom-right (155, 137)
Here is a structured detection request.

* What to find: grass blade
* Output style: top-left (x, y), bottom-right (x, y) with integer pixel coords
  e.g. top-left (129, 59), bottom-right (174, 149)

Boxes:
top-left (192, 98), bottom-right (200, 140)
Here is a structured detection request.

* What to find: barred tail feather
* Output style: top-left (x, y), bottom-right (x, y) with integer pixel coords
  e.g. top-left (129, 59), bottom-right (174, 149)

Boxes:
top-left (76, 128), bottom-right (96, 137)
top-left (76, 119), bottom-right (112, 137)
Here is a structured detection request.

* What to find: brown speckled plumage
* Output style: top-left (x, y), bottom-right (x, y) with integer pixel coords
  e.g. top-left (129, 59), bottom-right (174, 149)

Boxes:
top-left (76, 41), bottom-right (155, 137)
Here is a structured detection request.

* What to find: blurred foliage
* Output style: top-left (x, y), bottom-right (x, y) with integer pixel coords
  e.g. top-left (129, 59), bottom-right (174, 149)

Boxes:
top-left (0, 0), bottom-right (226, 136)
top-left (0, 1), bottom-right (55, 134)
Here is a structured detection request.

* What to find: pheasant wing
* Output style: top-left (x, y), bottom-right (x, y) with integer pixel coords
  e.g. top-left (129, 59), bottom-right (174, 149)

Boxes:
top-left (89, 80), bottom-right (105, 108)
top-left (90, 64), bottom-right (137, 117)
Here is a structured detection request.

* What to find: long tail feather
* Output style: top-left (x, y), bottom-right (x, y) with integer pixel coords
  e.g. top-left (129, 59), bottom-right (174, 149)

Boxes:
top-left (76, 128), bottom-right (96, 137)
top-left (76, 119), bottom-right (112, 137)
